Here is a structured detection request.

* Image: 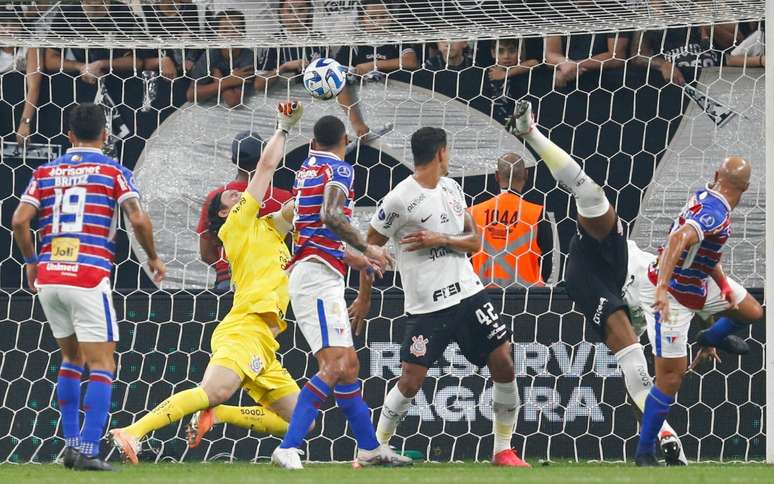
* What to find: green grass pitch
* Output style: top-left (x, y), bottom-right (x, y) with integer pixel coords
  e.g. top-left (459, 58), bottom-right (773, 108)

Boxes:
top-left (3, 462), bottom-right (773, 483)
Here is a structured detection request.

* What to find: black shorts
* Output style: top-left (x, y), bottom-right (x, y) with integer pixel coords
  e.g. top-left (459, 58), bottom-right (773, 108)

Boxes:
top-left (400, 290), bottom-right (511, 368)
top-left (564, 223), bottom-right (629, 338)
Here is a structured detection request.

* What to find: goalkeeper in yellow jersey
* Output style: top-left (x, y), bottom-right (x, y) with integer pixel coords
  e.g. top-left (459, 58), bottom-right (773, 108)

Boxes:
top-left (110, 102), bottom-right (307, 464)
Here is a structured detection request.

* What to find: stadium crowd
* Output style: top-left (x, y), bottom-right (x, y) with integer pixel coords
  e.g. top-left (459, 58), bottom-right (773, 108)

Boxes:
top-left (0, 0), bottom-right (766, 289)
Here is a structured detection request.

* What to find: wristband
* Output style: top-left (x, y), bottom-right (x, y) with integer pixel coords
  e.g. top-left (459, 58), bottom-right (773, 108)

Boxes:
top-left (24, 254), bottom-right (39, 264)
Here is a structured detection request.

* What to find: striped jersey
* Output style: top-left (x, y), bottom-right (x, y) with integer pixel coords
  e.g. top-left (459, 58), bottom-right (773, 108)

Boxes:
top-left (648, 184), bottom-right (731, 309)
top-left (21, 147), bottom-right (140, 288)
top-left (289, 149), bottom-right (354, 276)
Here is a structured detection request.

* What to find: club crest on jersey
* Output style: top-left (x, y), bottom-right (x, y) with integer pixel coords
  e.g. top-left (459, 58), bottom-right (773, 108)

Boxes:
top-left (410, 335), bottom-right (429, 357)
top-left (250, 355), bottom-right (263, 374)
top-left (700, 213), bottom-right (715, 227)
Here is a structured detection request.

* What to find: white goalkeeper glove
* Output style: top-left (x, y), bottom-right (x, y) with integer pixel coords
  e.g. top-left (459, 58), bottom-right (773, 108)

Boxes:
top-left (277, 101), bottom-right (303, 134)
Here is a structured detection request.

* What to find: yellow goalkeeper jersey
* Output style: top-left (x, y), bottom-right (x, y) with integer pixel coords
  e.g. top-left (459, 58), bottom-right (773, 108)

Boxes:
top-left (218, 191), bottom-right (292, 334)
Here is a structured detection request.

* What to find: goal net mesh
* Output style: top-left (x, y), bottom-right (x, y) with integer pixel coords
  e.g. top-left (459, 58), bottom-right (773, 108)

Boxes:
top-left (0, 0), bottom-right (766, 464)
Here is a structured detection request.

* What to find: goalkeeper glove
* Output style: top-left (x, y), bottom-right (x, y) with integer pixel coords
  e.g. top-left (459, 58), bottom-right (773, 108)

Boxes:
top-left (277, 101), bottom-right (303, 134)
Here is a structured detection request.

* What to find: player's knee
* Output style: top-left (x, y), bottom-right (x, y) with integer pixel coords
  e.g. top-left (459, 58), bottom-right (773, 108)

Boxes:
top-left (656, 369), bottom-right (683, 395)
top-left (397, 374), bottom-right (422, 398)
top-left (747, 299), bottom-right (764, 321)
top-left (487, 343), bottom-right (515, 381)
top-left (202, 384), bottom-right (234, 406)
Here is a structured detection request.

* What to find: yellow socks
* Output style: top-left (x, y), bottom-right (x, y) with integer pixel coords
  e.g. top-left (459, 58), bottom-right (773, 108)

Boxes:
top-left (125, 387), bottom-right (209, 439)
top-left (213, 405), bottom-right (289, 436)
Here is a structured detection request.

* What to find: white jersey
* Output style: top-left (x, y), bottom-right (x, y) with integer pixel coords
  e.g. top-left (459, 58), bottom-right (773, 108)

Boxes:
top-left (370, 176), bottom-right (483, 314)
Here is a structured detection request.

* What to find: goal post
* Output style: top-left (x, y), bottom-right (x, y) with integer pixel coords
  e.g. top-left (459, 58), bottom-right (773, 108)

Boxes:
top-left (766, 0), bottom-right (773, 466)
top-left (0, 0), bottom-right (768, 464)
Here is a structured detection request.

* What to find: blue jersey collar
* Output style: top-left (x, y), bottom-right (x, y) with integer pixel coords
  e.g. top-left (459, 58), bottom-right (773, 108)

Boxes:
top-left (704, 183), bottom-right (731, 211)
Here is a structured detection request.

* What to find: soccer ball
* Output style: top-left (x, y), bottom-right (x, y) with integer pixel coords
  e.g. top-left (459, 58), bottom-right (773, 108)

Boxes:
top-left (303, 58), bottom-right (347, 100)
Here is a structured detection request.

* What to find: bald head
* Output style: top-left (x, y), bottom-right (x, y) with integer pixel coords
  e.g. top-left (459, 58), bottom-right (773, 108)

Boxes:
top-left (716, 156), bottom-right (751, 192)
top-left (496, 152), bottom-right (527, 191)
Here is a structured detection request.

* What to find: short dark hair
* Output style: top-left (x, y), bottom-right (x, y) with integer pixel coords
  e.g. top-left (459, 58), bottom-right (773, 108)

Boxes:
top-left (492, 38), bottom-right (519, 50)
top-left (68, 103), bottom-right (106, 142)
top-left (215, 9), bottom-right (246, 32)
top-left (411, 127), bottom-right (447, 166)
top-left (313, 116), bottom-right (346, 148)
top-left (207, 191), bottom-right (227, 238)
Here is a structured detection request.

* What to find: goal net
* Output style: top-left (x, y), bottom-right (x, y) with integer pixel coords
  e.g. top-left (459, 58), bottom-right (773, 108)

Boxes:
top-left (0, 0), bottom-right (767, 464)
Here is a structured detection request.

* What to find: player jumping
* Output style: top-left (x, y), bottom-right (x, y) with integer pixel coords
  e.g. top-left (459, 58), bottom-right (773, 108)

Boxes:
top-left (630, 157), bottom-right (763, 466)
top-left (12, 103), bottom-right (166, 471)
top-left (349, 127), bottom-right (530, 467)
top-left (110, 102), bottom-right (308, 463)
top-left (507, 100), bottom-right (688, 465)
top-left (271, 115), bottom-right (411, 469)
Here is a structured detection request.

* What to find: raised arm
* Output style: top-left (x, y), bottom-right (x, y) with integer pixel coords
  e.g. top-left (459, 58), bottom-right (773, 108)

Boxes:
top-left (653, 224), bottom-right (700, 321)
top-left (245, 102), bottom-right (302, 204)
top-left (121, 197), bottom-right (166, 283)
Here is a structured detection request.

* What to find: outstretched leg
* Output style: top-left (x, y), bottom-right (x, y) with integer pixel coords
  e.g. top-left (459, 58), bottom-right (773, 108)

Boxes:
top-left (509, 100), bottom-right (617, 241)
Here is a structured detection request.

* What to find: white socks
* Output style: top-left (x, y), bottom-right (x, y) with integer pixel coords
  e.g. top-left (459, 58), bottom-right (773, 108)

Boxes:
top-left (492, 380), bottom-right (520, 454)
top-left (615, 343), bottom-right (677, 437)
top-left (376, 386), bottom-right (412, 444)
top-left (524, 128), bottom-right (610, 218)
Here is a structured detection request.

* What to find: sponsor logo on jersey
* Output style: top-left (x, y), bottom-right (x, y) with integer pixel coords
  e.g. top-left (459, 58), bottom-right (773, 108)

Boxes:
top-left (337, 165), bottom-right (352, 178)
top-left (410, 335), bottom-right (429, 357)
top-left (440, 213), bottom-right (449, 224)
top-left (384, 211), bottom-right (399, 229)
top-left (420, 214), bottom-right (432, 223)
top-left (49, 165), bottom-right (101, 177)
top-left (592, 297), bottom-right (608, 325)
top-left (432, 282), bottom-right (461, 302)
top-left (51, 237), bottom-right (80, 262)
top-left (406, 193), bottom-right (427, 213)
top-left (46, 262), bottom-right (79, 273)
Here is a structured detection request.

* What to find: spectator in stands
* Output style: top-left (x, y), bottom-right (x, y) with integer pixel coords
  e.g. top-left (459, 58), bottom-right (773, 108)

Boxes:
top-left (45, 1), bottom-right (146, 85)
top-left (0, 13), bottom-right (41, 144)
top-left (142, 0), bottom-right (203, 77)
top-left (423, 41), bottom-right (473, 71)
top-left (722, 23), bottom-right (766, 68)
top-left (187, 9), bottom-right (258, 108)
top-left (484, 38), bottom-right (542, 123)
top-left (336, 0), bottom-right (419, 139)
top-left (197, 131), bottom-right (292, 290)
top-left (630, 27), bottom-right (719, 86)
top-left (469, 153), bottom-right (553, 287)
top-left (253, 0), bottom-right (326, 94)
top-left (545, 32), bottom-right (628, 89)
top-left (43, 0), bottom-right (148, 156)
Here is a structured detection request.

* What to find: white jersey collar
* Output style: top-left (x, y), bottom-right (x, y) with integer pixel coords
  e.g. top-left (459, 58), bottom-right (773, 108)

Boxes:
top-left (308, 149), bottom-right (342, 161)
top-left (66, 147), bottom-right (104, 154)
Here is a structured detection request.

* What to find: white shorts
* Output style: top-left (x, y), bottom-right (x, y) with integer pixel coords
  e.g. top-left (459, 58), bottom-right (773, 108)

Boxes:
top-left (635, 270), bottom-right (747, 358)
top-left (288, 260), bottom-right (353, 354)
top-left (36, 278), bottom-right (119, 342)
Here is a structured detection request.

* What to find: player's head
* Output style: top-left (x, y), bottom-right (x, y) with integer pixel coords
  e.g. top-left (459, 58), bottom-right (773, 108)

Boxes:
top-left (411, 127), bottom-right (448, 175)
top-left (715, 156), bottom-right (751, 207)
top-left (495, 152), bottom-right (527, 192)
top-left (437, 41), bottom-right (468, 63)
top-left (359, 0), bottom-right (393, 32)
top-left (67, 103), bottom-right (107, 147)
top-left (232, 131), bottom-right (264, 175)
top-left (492, 38), bottom-right (520, 67)
top-left (207, 189), bottom-right (243, 237)
top-left (279, 0), bottom-right (312, 32)
top-left (215, 9), bottom-right (246, 39)
top-left (312, 116), bottom-right (348, 155)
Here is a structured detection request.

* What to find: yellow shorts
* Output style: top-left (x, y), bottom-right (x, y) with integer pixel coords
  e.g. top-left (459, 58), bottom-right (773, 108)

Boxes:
top-left (210, 312), bottom-right (299, 405)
